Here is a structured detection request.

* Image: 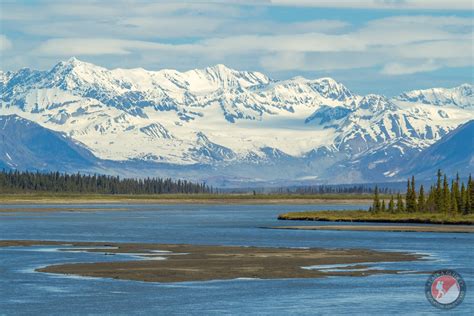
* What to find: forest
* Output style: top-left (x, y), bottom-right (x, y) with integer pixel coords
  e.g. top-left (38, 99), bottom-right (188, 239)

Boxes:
top-left (371, 170), bottom-right (473, 215)
top-left (0, 170), bottom-right (211, 194)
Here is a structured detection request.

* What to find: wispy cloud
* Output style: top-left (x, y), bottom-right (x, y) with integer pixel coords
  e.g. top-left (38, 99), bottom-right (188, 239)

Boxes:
top-left (381, 60), bottom-right (440, 75)
top-left (21, 13), bottom-right (474, 76)
top-left (271, 0), bottom-right (473, 10)
top-left (35, 38), bottom-right (144, 56)
top-left (0, 35), bottom-right (12, 51)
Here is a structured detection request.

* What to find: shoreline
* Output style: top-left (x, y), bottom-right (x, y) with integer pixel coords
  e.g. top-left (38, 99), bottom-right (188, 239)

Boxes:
top-left (0, 207), bottom-right (133, 213)
top-left (0, 195), bottom-right (373, 207)
top-left (0, 240), bottom-right (421, 283)
top-left (278, 210), bottom-right (474, 225)
top-left (267, 225), bottom-right (474, 233)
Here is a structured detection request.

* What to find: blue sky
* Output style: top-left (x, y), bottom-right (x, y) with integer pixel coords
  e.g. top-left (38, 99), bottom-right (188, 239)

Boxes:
top-left (0, 0), bottom-right (472, 95)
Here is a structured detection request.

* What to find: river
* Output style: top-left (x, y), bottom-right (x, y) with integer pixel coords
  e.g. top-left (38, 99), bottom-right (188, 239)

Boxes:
top-left (0, 203), bottom-right (472, 315)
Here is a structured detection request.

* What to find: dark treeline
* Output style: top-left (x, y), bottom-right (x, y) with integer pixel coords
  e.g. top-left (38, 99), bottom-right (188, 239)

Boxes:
top-left (370, 170), bottom-right (473, 215)
top-left (0, 170), bottom-right (211, 194)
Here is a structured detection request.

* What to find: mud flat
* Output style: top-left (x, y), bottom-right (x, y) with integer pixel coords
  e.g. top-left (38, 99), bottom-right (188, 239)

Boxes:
top-left (0, 240), bottom-right (421, 283)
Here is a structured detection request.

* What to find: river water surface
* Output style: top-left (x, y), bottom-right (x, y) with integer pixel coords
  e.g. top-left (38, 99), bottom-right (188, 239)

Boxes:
top-left (0, 203), bottom-right (472, 315)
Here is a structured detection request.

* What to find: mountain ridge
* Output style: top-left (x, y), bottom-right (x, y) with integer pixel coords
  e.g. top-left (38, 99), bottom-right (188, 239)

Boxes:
top-left (0, 114), bottom-right (99, 172)
top-left (1, 58), bottom-right (472, 184)
top-left (401, 120), bottom-right (474, 178)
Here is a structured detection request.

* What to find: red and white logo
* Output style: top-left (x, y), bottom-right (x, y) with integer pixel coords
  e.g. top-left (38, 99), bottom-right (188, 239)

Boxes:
top-left (431, 275), bottom-right (460, 304)
top-left (425, 269), bottom-right (466, 309)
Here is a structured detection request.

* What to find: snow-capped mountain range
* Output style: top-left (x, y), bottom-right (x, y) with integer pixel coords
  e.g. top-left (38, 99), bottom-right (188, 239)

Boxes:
top-left (1, 58), bottom-right (473, 184)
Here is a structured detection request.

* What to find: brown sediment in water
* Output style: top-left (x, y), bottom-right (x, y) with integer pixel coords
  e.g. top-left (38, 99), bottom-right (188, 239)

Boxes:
top-left (268, 225), bottom-right (474, 233)
top-left (0, 240), bottom-right (421, 283)
top-left (0, 207), bottom-right (130, 213)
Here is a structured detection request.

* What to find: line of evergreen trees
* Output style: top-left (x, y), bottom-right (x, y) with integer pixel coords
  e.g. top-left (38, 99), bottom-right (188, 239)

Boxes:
top-left (370, 170), bottom-right (473, 215)
top-left (0, 170), bottom-right (211, 194)
top-left (276, 185), bottom-right (394, 195)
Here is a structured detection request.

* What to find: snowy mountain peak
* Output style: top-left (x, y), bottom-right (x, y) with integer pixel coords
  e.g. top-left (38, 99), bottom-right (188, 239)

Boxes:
top-left (205, 63), bottom-right (232, 73)
top-left (278, 76), bottom-right (354, 103)
top-left (313, 77), bottom-right (344, 87)
top-left (310, 77), bottom-right (354, 101)
top-left (396, 83), bottom-right (473, 108)
top-left (59, 56), bottom-right (83, 67)
top-left (457, 83), bottom-right (473, 97)
top-left (67, 56), bottom-right (80, 63)
top-left (358, 94), bottom-right (396, 112)
top-left (186, 64), bottom-right (271, 91)
top-left (52, 57), bottom-right (102, 73)
top-left (45, 57), bottom-right (111, 92)
top-left (0, 70), bottom-right (13, 86)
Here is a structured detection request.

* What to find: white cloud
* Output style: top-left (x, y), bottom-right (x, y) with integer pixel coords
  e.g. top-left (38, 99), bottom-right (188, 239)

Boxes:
top-left (34, 38), bottom-right (180, 56)
top-left (382, 60), bottom-right (440, 75)
top-left (35, 38), bottom-right (133, 56)
top-left (260, 52), bottom-right (307, 71)
top-left (222, 19), bottom-right (349, 36)
top-left (4, 2), bottom-right (348, 40)
top-left (395, 40), bottom-right (473, 59)
top-left (271, 0), bottom-right (473, 10)
top-left (1, 1), bottom-right (472, 79)
top-left (0, 35), bottom-right (12, 51)
top-left (199, 33), bottom-right (367, 54)
top-left (30, 13), bottom-right (473, 77)
top-left (261, 51), bottom-right (386, 72)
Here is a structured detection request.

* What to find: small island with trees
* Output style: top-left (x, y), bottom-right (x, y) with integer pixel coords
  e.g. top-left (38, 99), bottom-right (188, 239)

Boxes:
top-left (278, 170), bottom-right (474, 226)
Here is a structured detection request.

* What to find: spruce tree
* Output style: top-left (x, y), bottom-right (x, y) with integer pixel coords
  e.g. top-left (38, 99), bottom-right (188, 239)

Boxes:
top-left (396, 193), bottom-right (405, 213)
top-left (373, 186), bottom-right (381, 213)
top-left (381, 200), bottom-right (386, 213)
top-left (412, 176), bottom-right (418, 212)
top-left (405, 179), bottom-right (412, 212)
top-left (455, 173), bottom-right (462, 213)
top-left (467, 175), bottom-right (473, 214)
top-left (435, 169), bottom-right (443, 212)
top-left (450, 180), bottom-right (458, 214)
top-left (426, 185), bottom-right (435, 213)
top-left (442, 174), bottom-right (450, 214)
top-left (405, 176), bottom-right (418, 213)
top-left (460, 183), bottom-right (467, 215)
top-left (418, 185), bottom-right (425, 213)
top-left (388, 195), bottom-right (395, 213)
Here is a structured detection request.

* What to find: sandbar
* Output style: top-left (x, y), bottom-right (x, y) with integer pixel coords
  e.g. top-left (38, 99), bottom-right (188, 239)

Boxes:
top-left (0, 240), bottom-right (420, 283)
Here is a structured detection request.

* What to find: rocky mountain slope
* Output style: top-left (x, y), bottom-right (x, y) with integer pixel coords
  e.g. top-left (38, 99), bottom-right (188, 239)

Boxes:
top-left (0, 115), bottom-right (98, 172)
top-left (401, 120), bottom-right (474, 178)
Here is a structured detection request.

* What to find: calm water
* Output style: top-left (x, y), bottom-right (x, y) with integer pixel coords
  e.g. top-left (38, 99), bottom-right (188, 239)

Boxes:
top-left (0, 203), bottom-right (473, 315)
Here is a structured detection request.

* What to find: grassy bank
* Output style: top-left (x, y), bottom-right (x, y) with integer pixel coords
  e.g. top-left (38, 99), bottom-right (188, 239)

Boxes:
top-left (0, 193), bottom-right (380, 204)
top-left (278, 210), bottom-right (474, 225)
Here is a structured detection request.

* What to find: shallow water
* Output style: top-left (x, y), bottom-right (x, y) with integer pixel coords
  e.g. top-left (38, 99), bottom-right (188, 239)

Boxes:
top-left (0, 203), bottom-right (472, 315)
